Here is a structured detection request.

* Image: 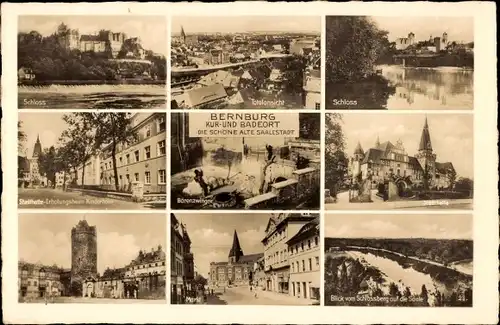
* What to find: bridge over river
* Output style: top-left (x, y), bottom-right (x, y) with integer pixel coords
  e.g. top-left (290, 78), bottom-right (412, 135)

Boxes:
top-left (171, 53), bottom-right (292, 78)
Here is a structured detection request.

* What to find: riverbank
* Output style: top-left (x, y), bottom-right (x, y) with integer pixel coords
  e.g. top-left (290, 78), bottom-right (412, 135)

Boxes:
top-left (19, 79), bottom-right (166, 86)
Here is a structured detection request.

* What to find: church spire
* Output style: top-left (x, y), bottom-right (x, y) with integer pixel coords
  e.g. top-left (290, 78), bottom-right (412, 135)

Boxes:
top-left (419, 116), bottom-right (432, 151)
top-left (180, 25), bottom-right (186, 39)
top-left (228, 230), bottom-right (243, 263)
top-left (354, 141), bottom-right (364, 155)
top-left (375, 135), bottom-right (380, 148)
top-left (32, 134), bottom-right (42, 158)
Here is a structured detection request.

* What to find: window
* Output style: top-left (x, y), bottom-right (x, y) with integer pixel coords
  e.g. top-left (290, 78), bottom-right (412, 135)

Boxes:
top-left (126, 154), bottom-right (130, 164)
top-left (302, 260), bottom-right (305, 272)
top-left (314, 237), bottom-right (318, 246)
top-left (301, 243), bottom-right (304, 251)
top-left (157, 140), bottom-right (166, 155)
top-left (308, 240), bottom-right (311, 249)
top-left (292, 263), bottom-right (295, 273)
top-left (144, 146), bottom-right (151, 159)
top-left (135, 150), bottom-right (140, 162)
top-left (158, 116), bottom-right (166, 132)
top-left (145, 125), bottom-right (151, 137)
top-left (119, 157), bottom-right (123, 165)
top-left (119, 175), bottom-right (123, 185)
top-left (309, 258), bottom-right (312, 271)
top-left (134, 173), bottom-right (139, 181)
top-left (315, 102), bottom-right (320, 110)
top-left (315, 256), bottom-right (319, 266)
top-left (145, 172), bottom-right (151, 184)
top-left (34, 281), bottom-right (37, 286)
top-left (158, 170), bottom-right (166, 184)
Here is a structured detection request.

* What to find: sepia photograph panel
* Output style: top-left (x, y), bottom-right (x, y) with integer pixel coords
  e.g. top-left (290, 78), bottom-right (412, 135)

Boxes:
top-left (171, 212), bottom-right (320, 305)
top-left (324, 113), bottom-right (473, 210)
top-left (171, 112), bottom-right (321, 209)
top-left (324, 213), bottom-right (473, 307)
top-left (18, 112), bottom-right (167, 209)
top-left (325, 16), bottom-right (474, 110)
top-left (18, 213), bottom-right (167, 303)
top-left (17, 15), bottom-right (167, 109)
top-left (171, 16), bottom-right (321, 110)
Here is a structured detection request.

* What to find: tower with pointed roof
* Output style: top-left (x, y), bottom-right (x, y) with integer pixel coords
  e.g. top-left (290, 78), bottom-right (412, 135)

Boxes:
top-left (32, 134), bottom-right (42, 158)
top-left (415, 117), bottom-right (437, 187)
top-left (375, 136), bottom-right (380, 148)
top-left (180, 25), bottom-right (186, 43)
top-left (228, 230), bottom-right (243, 264)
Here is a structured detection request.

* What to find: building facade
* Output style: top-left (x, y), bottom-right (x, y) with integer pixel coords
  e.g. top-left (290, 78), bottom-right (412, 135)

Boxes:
top-left (99, 113), bottom-right (167, 194)
top-left (171, 213), bottom-right (195, 303)
top-left (209, 231), bottom-right (263, 288)
top-left (262, 213), bottom-right (316, 294)
top-left (349, 117), bottom-right (456, 190)
top-left (18, 262), bottom-right (70, 300)
top-left (287, 217), bottom-right (320, 303)
top-left (19, 219), bottom-right (166, 302)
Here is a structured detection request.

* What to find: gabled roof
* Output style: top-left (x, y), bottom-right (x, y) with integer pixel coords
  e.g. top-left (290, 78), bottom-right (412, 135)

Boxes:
top-left (408, 156), bottom-right (423, 171)
top-left (435, 161), bottom-right (455, 174)
top-left (186, 84), bottom-right (228, 107)
top-left (80, 35), bottom-right (103, 42)
top-left (238, 253), bottom-right (264, 263)
top-left (286, 216), bottom-right (319, 245)
top-left (361, 148), bottom-right (384, 164)
top-left (228, 230), bottom-right (243, 258)
top-left (354, 141), bottom-right (364, 155)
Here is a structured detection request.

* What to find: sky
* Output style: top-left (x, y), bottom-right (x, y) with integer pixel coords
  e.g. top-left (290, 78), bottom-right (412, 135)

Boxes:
top-left (325, 214), bottom-right (472, 240)
top-left (19, 213), bottom-right (166, 275)
top-left (173, 213), bottom-right (271, 278)
top-left (18, 112), bottom-right (151, 158)
top-left (18, 15), bottom-right (167, 55)
top-left (371, 16), bottom-right (474, 43)
top-left (330, 113), bottom-right (474, 179)
top-left (18, 112), bottom-right (68, 158)
top-left (172, 16), bottom-right (321, 34)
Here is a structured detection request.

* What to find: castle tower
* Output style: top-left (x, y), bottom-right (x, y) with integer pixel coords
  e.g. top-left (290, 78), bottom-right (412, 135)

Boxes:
top-left (408, 32), bottom-right (415, 45)
top-left (442, 32), bottom-right (448, 44)
top-left (352, 141), bottom-right (365, 181)
top-left (32, 134), bottom-right (42, 158)
top-left (71, 220), bottom-right (98, 286)
top-left (228, 230), bottom-right (243, 264)
top-left (415, 117), bottom-right (437, 186)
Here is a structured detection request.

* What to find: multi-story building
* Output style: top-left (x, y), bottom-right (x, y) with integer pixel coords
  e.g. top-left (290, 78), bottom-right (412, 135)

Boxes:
top-left (171, 213), bottom-right (195, 303)
top-left (206, 49), bottom-right (231, 66)
top-left (286, 216), bottom-right (320, 303)
top-left (262, 213), bottom-right (316, 294)
top-left (395, 32), bottom-right (416, 51)
top-left (209, 231), bottom-right (263, 288)
top-left (99, 113), bottom-right (166, 194)
top-left (18, 262), bottom-right (70, 300)
top-left (349, 117), bottom-right (457, 190)
top-left (303, 57), bottom-right (321, 110)
top-left (74, 155), bottom-right (101, 186)
top-left (170, 113), bottom-right (203, 175)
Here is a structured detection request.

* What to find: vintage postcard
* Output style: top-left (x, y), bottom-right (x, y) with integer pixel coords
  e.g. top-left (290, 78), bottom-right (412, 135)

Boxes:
top-left (324, 213), bottom-right (473, 307)
top-left (18, 112), bottom-right (167, 209)
top-left (170, 16), bottom-right (321, 110)
top-left (325, 16), bottom-right (474, 110)
top-left (171, 112), bottom-right (321, 209)
top-left (18, 213), bottom-right (167, 303)
top-left (17, 15), bottom-right (167, 109)
top-left (324, 113), bottom-right (473, 210)
top-left (171, 212), bottom-right (320, 305)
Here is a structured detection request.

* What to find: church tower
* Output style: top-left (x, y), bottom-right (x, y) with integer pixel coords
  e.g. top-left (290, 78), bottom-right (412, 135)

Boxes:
top-left (228, 230), bottom-right (243, 264)
top-left (415, 117), bottom-right (437, 186)
top-left (180, 26), bottom-right (186, 44)
top-left (71, 219), bottom-right (98, 287)
top-left (375, 136), bottom-right (381, 148)
top-left (32, 134), bottom-right (42, 158)
top-left (352, 141), bottom-right (365, 181)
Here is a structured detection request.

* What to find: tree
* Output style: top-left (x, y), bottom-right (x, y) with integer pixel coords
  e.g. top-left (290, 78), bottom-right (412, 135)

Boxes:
top-left (420, 284), bottom-right (429, 305)
top-left (389, 282), bottom-right (400, 297)
top-left (324, 113), bottom-right (348, 198)
top-left (60, 113), bottom-right (98, 188)
top-left (299, 113), bottom-right (321, 140)
top-left (325, 16), bottom-right (395, 108)
top-left (447, 167), bottom-right (457, 189)
top-left (90, 113), bottom-right (137, 191)
top-left (403, 286), bottom-right (412, 298)
top-left (18, 121), bottom-right (27, 151)
top-left (454, 177), bottom-right (473, 193)
top-left (38, 146), bottom-right (59, 188)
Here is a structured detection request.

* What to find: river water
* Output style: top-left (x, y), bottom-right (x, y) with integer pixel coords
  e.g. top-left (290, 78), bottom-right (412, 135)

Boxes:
top-left (378, 65), bottom-right (473, 110)
top-left (18, 84), bottom-right (166, 109)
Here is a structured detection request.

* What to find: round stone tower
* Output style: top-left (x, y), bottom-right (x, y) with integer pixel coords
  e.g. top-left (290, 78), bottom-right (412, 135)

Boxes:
top-left (71, 220), bottom-right (98, 285)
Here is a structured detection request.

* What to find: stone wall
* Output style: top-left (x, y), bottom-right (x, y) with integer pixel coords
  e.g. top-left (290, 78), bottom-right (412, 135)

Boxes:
top-left (243, 167), bottom-right (320, 209)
